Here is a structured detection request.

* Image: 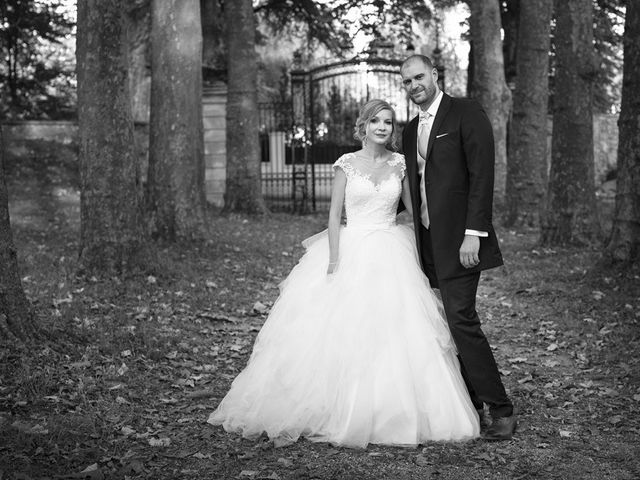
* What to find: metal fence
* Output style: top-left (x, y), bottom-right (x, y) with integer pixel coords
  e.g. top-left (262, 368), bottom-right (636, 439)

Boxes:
top-left (259, 57), bottom-right (419, 213)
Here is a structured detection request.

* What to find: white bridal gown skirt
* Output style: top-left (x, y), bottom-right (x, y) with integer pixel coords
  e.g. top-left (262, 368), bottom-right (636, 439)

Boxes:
top-left (208, 224), bottom-right (480, 447)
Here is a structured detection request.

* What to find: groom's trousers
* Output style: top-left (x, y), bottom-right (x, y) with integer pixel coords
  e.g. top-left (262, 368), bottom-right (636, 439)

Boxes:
top-left (419, 227), bottom-right (513, 418)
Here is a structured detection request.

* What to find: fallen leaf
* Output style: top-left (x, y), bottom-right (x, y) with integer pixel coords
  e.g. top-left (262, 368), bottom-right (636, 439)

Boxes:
top-left (70, 360), bottom-right (91, 368)
top-left (260, 473), bottom-right (280, 480)
top-left (192, 452), bottom-right (212, 459)
top-left (122, 460), bottom-right (144, 475)
top-left (252, 301), bottom-right (268, 314)
top-left (120, 426), bottom-right (136, 436)
top-left (277, 458), bottom-right (294, 468)
top-left (518, 374), bottom-right (534, 384)
top-left (509, 357), bottom-right (528, 364)
top-left (148, 437), bottom-right (171, 447)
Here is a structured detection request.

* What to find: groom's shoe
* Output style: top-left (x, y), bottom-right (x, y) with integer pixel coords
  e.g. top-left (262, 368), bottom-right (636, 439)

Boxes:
top-left (482, 414), bottom-right (517, 441)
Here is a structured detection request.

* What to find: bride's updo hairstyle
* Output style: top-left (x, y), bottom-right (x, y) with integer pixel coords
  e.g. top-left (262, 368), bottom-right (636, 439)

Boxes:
top-left (353, 99), bottom-right (398, 150)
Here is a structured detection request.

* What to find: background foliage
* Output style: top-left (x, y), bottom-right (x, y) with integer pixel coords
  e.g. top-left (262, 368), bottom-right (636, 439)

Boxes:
top-left (0, 0), bottom-right (75, 120)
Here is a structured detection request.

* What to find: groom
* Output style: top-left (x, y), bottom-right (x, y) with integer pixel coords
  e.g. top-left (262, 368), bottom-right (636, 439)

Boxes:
top-left (399, 55), bottom-right (516, 440)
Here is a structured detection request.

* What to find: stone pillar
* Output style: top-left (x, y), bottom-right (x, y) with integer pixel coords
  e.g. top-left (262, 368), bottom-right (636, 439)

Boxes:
top-left (202, 81), bottom-right (227, 206)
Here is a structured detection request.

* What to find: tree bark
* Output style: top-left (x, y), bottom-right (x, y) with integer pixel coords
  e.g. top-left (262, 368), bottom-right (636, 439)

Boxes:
top-left (76, 0), bottom-right (148, 273)
top-left (0, 128), bottom-right (34, 340)
top-left (126, 0), bottom-right (151, 124)
top-left (148, 0), bottom-right (209, 240)
top-left (504, 0), bottom-right (552, 228)
top-left (604, 0), bottom-right (640, 263)
top-left (223, 0), bottom-right (268, 214)
top-left (540, 0), bottom-right (599, 246)
top-left (467, 0), bottom-right (512, 205)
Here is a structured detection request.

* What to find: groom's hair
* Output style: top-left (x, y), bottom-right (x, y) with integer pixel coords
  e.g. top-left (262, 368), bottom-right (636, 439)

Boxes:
top-left (401, 54), bottom-right (435, 70)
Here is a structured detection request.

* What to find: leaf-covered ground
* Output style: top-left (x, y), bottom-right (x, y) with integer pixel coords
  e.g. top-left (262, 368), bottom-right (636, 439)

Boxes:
top-left (1, 144), bottom-right (639, 480)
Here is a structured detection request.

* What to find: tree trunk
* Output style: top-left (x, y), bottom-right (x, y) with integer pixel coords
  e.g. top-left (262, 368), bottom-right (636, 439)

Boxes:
top-left (467, 0), bottom-right (512, 205)
top-left (127, 0), bottom-right (151, 124)
top-left (540, 0), bottom-right (599, 246)
top-left (223, 0), bottom-right (268, 214)
top-left (76, 0), bottom-right (148, 273)
top-left (0, 123), bottom-right (35, 340)
top-left (504, 0), bottom-right (552, 228)
top-left (500, 0), bottom-right (520, 88)
top-left (604, 0), bottom-right (640, 263)
top-left (147, 0), bottom-right (208, 240)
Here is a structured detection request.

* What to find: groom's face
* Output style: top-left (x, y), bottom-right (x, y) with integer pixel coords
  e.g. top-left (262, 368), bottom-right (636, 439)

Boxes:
top-left (400, 59), bottom-right (439, 109)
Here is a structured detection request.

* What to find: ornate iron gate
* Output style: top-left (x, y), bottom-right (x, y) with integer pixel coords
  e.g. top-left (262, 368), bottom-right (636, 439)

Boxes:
top-left (259, 57), bottom-right (418, 212)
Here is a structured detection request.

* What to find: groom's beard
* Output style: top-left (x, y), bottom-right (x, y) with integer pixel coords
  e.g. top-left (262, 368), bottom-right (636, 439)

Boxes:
top-left (409, 85), bottom-right (438, 109)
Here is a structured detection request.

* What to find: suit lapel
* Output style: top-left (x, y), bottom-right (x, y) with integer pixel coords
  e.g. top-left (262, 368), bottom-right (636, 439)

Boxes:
top-left (425, 93), bottom-right (452, 161)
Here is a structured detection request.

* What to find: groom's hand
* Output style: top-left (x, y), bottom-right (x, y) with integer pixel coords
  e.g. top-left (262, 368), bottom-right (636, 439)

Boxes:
top-left (459, 235), bottom-right (480, 269)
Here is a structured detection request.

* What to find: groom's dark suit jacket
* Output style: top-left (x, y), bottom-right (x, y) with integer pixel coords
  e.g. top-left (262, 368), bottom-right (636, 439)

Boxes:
top-left (402, 93), bottom-right (503, 281)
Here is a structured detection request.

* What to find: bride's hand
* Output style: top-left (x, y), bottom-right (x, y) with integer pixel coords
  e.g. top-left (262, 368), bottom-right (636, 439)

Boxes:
top-left (327, 261), bottom-right (338, 275)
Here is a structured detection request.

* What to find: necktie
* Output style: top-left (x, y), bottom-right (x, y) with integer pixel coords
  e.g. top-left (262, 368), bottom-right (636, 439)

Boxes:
top-left (418, 110), bottom-right (430, 126)
top-left (417, 112), bottom-right (433, 228)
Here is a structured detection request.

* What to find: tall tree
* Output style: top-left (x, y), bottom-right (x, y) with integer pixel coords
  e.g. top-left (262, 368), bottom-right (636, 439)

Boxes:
top-left (77, 0), bottom-right (147, 273)
top-left (605, 0), bottom-right (640, 263)
top-left (466, 0), bottom-right (512, 204)
top-left (148, 0), bottom-right (209, 238)
top-left (127, 0), bottom-right (151, 123)
top-left (0, 129), bottom-right (34, 340)
top-left (505, 0), bottom-right (553, 228)
top-left (541, 0), bottom-right (599, 245)
top-left (223, 0), bottom-right (268, 213)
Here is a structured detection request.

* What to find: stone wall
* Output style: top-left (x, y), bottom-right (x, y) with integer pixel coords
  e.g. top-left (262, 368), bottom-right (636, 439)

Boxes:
top-left (202, 82), bottom-right (227, 206)
top-left (1, 83), bottom-right (228, 206)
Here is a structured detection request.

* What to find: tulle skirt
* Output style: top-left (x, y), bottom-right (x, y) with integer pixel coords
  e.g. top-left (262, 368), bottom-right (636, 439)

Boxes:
top-left (208, 224), bottom-right (479, 447)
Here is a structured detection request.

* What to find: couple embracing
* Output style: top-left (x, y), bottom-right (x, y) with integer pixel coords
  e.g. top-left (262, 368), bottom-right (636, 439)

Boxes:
top-left (208, 55), bottom-right (517, 447)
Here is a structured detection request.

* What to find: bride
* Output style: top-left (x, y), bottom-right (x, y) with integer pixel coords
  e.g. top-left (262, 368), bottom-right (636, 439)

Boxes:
top-left (207, 99), bottom-right (480, 447)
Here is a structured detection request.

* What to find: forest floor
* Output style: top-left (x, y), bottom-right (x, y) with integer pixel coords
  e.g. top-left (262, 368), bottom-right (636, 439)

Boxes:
top-left (1, 143), bottom-right (639, 480)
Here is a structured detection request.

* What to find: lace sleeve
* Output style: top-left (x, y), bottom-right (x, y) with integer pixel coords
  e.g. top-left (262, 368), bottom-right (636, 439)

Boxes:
top-left (333, 154), bottom-right (355, 178)
top-left (390, 152), bottom-right (406, 180)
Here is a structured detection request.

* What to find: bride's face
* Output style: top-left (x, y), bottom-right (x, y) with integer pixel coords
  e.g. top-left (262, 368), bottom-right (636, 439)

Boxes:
top-left (365, 109), bottom-right (393, 145)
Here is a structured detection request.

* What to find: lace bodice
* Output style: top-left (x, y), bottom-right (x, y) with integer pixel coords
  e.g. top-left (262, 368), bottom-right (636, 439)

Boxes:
top-left (333, 152), bottom-right (406, 229)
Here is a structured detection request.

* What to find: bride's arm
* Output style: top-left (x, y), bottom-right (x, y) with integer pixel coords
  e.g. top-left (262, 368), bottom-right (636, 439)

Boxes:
top-left (401, 175), bottom-right (414, 217)
top-left (327, 169), bottom-right (347, 274)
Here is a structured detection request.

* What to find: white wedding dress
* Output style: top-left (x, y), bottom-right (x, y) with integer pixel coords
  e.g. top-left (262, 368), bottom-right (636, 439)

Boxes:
top-left (208, 152), bottom-right (480, 447)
